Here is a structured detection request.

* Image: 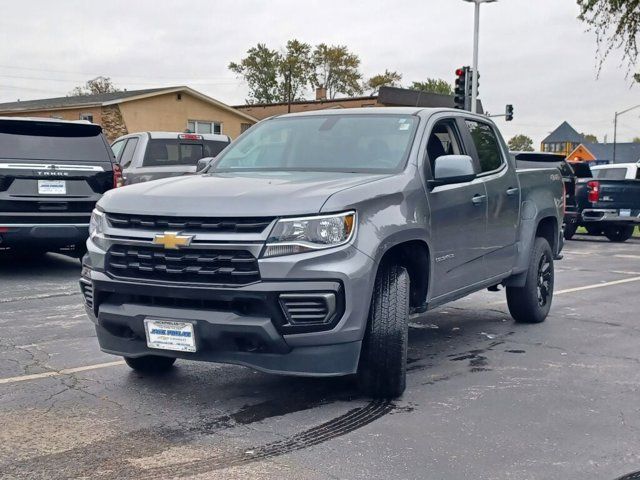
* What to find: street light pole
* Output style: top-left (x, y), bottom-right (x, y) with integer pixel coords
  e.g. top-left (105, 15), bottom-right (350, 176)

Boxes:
top-left (471, 1), bottom-right (480, 113)
top-left (613, 104), bottom-right (640, 163)
top-left (464, 0), bottom-right (497, 113)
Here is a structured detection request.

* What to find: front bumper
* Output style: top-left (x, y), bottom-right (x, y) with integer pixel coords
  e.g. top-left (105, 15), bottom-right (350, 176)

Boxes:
top-left (81, 241), bottom-right (376, 377)
top-left (582, 209), bottom-right (640, 224)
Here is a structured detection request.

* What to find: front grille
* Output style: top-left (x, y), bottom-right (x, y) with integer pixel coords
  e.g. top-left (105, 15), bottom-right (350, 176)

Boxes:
top-left (279, 293), bottom-right (336, 325)
top-left (106, 213), bottom-right (274, 233)
top-left (106, 245), bottom-right (260, 285)
top-left (80, 279), bottom-right (94, 308)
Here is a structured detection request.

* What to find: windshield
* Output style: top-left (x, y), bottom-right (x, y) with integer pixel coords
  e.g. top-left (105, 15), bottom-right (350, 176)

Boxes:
top-left (592, 167), bottom-right (627, 180)
top-left (0, 120), bottom-right (111, 162)
top-left (143, 139), bottom-right (229, 167)
top-left (213, 114), bottom-right (419, 173)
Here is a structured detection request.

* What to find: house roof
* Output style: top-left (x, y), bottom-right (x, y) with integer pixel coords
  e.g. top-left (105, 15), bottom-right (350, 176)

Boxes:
top-left (0, 86), bottom-right (257, 122)
top-left (578, 142), bottom-right (640, 164)
top-left (542, 121), bottom-right (584, 144)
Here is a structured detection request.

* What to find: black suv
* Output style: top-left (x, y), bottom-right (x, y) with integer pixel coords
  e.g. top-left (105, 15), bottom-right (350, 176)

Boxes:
top-left (0, 117), bottom-right (118, 256)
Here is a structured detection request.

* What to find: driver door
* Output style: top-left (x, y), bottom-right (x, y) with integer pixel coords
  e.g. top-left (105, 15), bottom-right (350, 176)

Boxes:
top-left (426, 118), bottom-right (488, 299)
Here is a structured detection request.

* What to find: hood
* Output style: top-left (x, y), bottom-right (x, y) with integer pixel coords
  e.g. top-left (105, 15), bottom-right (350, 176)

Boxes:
top-left (99, 171), bottom-right (391, 217)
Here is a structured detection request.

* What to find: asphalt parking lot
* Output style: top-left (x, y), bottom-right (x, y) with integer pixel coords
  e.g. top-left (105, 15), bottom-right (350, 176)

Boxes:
top-left (1, 233), bottom-right (639, 480)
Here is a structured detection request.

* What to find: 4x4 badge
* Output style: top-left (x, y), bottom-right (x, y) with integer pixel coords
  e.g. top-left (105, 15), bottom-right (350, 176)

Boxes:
top-left (153, 232), bottom-right (194, 250)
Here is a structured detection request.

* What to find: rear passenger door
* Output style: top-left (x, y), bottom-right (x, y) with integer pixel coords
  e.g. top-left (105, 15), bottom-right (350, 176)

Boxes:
top-left (464, 120), bottom-right (519, 278)
top-left (426, 117), bottom-right (488, 298)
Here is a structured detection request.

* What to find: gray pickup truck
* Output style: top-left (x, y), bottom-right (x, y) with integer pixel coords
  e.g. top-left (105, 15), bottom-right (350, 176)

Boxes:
top-left (110, 132), bottom-right (230, 185)
top-left (81, 108), bottom-right (564, 398)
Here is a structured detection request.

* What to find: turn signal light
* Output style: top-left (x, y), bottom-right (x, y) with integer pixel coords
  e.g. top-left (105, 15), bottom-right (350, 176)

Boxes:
top-left (587, 180), bottom-right (600, 203)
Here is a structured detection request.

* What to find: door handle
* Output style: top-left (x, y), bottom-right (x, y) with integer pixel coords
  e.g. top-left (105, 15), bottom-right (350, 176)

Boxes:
top-left (506, 187), bottom-right (519, 196)
top-left (472, 194), bottom-right (487, 205)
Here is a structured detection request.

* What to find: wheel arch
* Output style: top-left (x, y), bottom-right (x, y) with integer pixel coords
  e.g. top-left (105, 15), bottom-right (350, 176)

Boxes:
top-left (374, 237), bottom-right (431, 311)
top-left (505, 214), bottom-right (560, 288)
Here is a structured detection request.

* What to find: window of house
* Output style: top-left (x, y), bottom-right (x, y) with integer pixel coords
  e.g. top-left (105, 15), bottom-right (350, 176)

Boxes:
top-left (187, 120), bottom-right (221, 135)
top-left (465, 120), bottom-right (504, 173)
top-left (80, 113), bottom-right (94, 123)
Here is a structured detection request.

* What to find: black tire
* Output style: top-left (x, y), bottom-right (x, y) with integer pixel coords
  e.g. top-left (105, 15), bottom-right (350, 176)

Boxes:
top-left (563, 223), bottom-right (577, 240)
top-left (124, 355), bottom-right (176, 373)
top-left (604, 225), bottom-right (634, 243)
top-left (357, 263), bottom-right (410, 399)
top-left (506, 237), bottom-right (554, 324)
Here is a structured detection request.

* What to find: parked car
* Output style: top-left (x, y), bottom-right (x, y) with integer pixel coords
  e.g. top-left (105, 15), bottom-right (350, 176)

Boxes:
top-left (513, 152), bottom-right (592, 240)
top-left (82, 108), bottom-right (564, 398)
top-left (0, 117), bottom-right (118, 257)
top-left (574, 168), bottom-right (640, 241)
top-left (590, 162), bottom-right (640, 180)
top-left (110, 132), bottom-right (231, 185)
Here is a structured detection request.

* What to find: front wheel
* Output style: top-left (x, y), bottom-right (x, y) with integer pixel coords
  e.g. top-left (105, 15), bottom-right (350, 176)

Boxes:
top-left (124, 355), bottom-right (176, 373)
top-left (604, 225), bottom-right (634, 243)
top-left (506, 237), bottom-right (554, 324)
top-left (357, 263), bottom-right (410, 399)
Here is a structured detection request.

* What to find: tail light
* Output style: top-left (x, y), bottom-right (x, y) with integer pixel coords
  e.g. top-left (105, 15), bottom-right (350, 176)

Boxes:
top-left (113, 164), bottom-right (123, 188)
top-left (587, 180), bottom-right (600, 203)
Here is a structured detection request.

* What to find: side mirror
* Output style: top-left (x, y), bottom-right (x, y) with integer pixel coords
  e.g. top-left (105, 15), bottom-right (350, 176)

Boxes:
top-left (428, 155), bottom-right (476, 188)
top-left (196, 157), bottom-right (216, 173)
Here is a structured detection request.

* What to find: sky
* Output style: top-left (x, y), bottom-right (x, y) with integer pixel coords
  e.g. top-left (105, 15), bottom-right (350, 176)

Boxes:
top-left (0, 0), bottom-right (639, 145)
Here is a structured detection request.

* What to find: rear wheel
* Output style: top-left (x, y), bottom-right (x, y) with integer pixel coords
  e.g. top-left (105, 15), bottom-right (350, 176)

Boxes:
top-left (506, 237), bottom-right (554, 324)
top-left (357, 263), bottom-right (409, 399)
top-left (563, 223), bottom-right (577, 240)
top-left (604, 225), bottom-right (634, 243)
top-left (124, 355), bottom-right (176, 373)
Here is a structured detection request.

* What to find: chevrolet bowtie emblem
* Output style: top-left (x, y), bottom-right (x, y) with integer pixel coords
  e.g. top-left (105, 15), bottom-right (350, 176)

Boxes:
top-left (153, 232), bottom-right (194, 250)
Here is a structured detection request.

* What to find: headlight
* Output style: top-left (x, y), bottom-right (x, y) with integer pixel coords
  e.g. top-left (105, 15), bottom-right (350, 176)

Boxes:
top-left (263, 211), bottom-right (356, 258)
top-left (89, 209), bottom-right (105, 237)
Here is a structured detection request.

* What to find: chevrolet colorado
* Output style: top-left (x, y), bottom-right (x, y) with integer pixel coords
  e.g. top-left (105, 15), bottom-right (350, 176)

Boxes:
top-left (82, 108), bottom-right (564, 398)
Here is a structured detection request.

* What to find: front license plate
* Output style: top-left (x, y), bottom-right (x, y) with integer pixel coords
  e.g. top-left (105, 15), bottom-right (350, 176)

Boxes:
top-left (38, 180), bottom-right (66, 195)
top-left (144, 319), bottom-right (196, 352)
top-left (620, 209), bottom-right (631, 217)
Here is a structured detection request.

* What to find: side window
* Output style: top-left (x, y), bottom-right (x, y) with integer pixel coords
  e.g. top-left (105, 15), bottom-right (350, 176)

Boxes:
top-left (111, 140), bottom-right (126, 160)
top-left (425, 119), bottom-right (464, 175)
top-left (466, 120), bottom-right (504, 173)
top-left (119, 138), bottom-right (138, 169)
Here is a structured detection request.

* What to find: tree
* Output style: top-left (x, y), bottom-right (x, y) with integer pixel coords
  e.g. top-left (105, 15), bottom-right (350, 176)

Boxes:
top-left (229, 44), bottom-right (282, 104)
top-left (69, 76), bottom-right (119, 96)
top-left (633, 136), bottom-right (640, 143)
top-left (311, 44), bottom-right (363, 99)
top-left (577, 0), bottom-right (640, 81)
top-left (508, 134), bottom-right (535, 152)
top-left (409, 78), bottom-right (453, 95)
top-left (278, 40), bottom-right (314, 103)
top-left (581, 133), bottom-right (598, 143)
top-left (365, 70), bottom-right (402, 94)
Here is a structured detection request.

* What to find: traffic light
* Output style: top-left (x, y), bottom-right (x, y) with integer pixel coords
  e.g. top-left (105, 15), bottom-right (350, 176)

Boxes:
top-left (454, 67), bottom-right (469, 110)
top-left (470, 70), bottom-right (480, 98)
top-left (505, 104), bottom-right (514, 121)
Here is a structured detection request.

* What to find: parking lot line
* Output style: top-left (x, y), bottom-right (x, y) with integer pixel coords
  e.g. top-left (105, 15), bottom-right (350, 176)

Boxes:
top-left (2, 277), bottom-right (640, 388)
top-left (0, 360), bottom-right (125, 386)
top-left (554, 276), bottom-right (640, 295)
